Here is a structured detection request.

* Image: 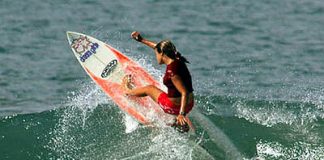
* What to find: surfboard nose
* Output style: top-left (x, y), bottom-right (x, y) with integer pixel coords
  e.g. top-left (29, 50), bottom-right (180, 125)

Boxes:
top-left (66, 31), bottom-right (81, 44)
top-left (66, 31), bottom-right (73, 43)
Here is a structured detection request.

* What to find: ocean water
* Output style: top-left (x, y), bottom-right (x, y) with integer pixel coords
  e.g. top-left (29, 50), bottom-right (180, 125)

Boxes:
top-left (1, 0), bottom-right (324, 159)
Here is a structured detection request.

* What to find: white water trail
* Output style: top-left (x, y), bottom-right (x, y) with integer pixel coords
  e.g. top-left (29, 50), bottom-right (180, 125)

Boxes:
top-left (190, 109), bottom-right (243, 160)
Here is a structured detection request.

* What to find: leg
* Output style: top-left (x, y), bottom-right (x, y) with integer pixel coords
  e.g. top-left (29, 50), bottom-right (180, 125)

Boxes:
top-left (122, 75), bottom-right (164, 102)
top-left (127, 85), bottom-right (164, 102)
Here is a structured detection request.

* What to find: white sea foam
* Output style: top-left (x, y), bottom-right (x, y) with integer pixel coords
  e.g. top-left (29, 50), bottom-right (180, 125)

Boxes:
top-left (65, 81), bottom-right (112, 127)
top-left (234, 98), bottom-right (323, 128)
top-left (234, 99), bottom-right (323, 144)
top-left (47, 81), bottom-right (115, 159)
top-left (234, 100), bottom-right (297, 127)
top-left (256, 141), bottom-right (324, 160)
top-left (124, 113), bottom-right (139, 133)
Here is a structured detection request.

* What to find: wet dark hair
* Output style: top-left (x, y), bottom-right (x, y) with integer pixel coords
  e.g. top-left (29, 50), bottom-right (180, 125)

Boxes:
top-left (155, 40), bottom-right (189, 63)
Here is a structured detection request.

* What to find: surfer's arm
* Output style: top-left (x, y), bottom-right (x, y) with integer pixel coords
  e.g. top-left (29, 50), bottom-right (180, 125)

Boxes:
top-left (141, 39), bottom-right (157, 49)
top-left (131, 31), bottom-right (156, 49)
top-left (171, 75), bottom-right (189, 125)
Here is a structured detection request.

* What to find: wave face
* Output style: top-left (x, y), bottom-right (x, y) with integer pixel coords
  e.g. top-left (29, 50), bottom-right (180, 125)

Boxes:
top-left (1, 82), bottom-right (323, 159)
top-left (1, 0), bottom-right (324, 159)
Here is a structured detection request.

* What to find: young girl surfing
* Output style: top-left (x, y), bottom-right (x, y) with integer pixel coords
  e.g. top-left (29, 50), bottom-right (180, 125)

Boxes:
top-left (122, 31), bottom-right (194, 132)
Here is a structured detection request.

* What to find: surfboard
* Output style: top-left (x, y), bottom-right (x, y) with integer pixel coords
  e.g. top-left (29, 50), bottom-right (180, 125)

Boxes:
top-left (64, 31), bottom-right (216, 158)
top-left (66, 31), bottom-right (193, 130)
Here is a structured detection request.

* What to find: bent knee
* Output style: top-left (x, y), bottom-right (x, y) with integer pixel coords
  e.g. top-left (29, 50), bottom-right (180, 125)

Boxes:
top-left (146, 85), bottom-right (157, 90)
top-left (143, 85), bottom-right (156, 93)
top-left (144, 85), bottom-right (162, 102)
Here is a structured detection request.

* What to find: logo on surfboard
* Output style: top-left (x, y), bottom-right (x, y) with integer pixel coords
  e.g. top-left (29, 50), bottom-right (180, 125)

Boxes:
top-left (101, 59), bottom-right (118, 78)
top-left (71, 36), bottom-right (99, 62)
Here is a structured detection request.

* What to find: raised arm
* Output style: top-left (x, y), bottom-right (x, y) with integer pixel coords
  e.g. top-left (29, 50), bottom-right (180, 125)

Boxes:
top-left (131, 31), bottom-right (157, 49)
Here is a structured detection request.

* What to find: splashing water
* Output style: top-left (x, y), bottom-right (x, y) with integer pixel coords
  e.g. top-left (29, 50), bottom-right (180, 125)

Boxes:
top-left (47, 81), bottom-right (113, 159)
top-left (256, 141), bottom-right (324, 160)
top-left (124, 113), bottom-right (139, 134)
top-left (45, 56), bottom-right (217, 159)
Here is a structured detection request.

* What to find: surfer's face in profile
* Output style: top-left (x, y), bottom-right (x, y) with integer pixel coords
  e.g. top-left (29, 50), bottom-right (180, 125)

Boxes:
top-left (154, 40), bottom-right (177, 65)
top-left (155, 48), bottom-right (164, 65)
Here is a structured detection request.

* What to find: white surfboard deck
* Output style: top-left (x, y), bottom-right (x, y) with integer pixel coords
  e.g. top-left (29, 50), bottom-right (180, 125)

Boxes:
top-left (66, 31), bottom-right (187, 126)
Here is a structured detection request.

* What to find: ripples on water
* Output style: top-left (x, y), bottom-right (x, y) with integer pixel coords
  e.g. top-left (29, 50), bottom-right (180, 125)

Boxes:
top-left (0, 0), bottom-right (324, 159)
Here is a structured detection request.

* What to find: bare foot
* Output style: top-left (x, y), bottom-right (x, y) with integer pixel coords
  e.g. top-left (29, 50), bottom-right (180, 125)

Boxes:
top-left (122, 75), bottom-right (134, 93)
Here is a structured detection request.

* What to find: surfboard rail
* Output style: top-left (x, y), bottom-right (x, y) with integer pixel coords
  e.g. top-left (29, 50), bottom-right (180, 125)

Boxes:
top-left (66, 31), bottom-right (176, 125)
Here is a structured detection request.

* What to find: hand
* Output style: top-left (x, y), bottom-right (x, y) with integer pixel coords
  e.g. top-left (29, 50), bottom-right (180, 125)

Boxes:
top-left (131, 31), bottom-right (143, 42)
top-left (176, 114), bottom-right (187, 126)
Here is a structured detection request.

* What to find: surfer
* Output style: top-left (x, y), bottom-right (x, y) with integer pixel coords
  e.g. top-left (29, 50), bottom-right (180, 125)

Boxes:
top-left (122, 31), bottom-right (194, 132)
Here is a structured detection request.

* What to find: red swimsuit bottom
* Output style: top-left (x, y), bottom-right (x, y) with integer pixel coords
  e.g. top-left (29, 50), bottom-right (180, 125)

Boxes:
top-left (157, 92), bottom-right (194, 115)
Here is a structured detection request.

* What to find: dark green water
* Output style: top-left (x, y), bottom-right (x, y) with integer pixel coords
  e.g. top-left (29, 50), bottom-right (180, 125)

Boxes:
top-left (1, 0), bottom-right (324, 159)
